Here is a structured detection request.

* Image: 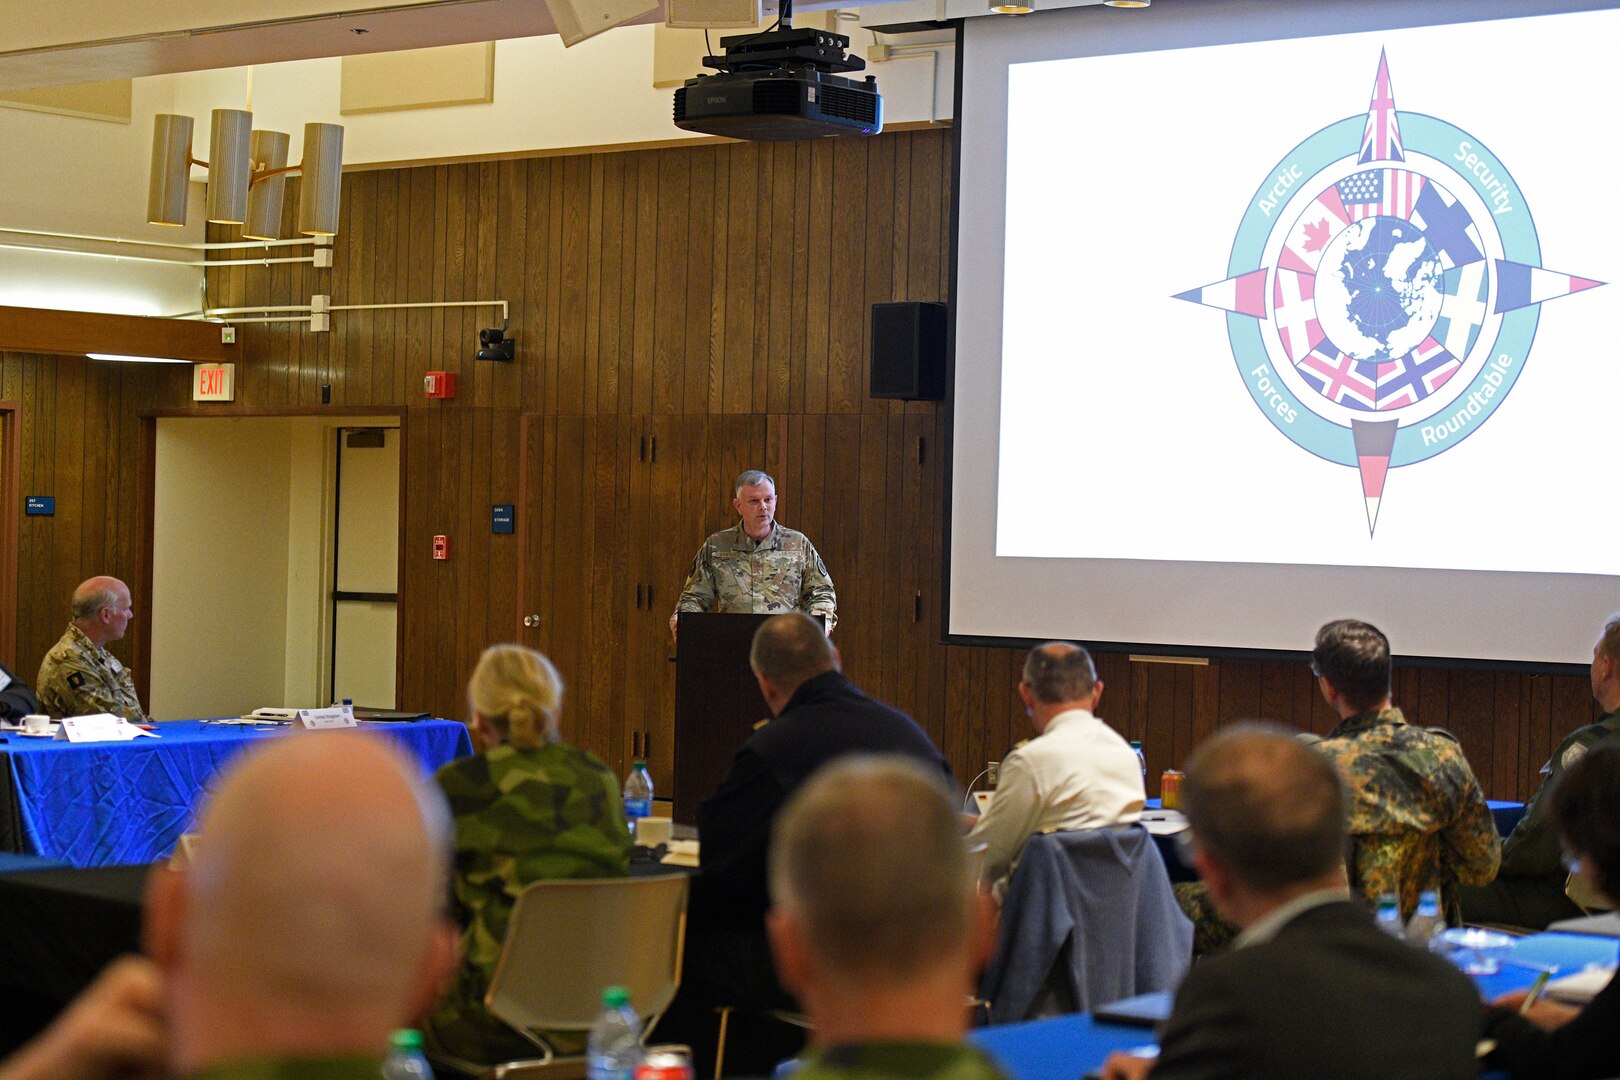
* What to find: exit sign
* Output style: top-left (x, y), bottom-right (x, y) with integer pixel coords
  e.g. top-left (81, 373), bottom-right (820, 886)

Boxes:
top-left (193, 363), bottom-right (236, 402)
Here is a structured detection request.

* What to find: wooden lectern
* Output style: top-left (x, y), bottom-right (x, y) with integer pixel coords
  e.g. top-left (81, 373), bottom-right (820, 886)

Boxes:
top-left (672, 611), bottom-right (823, 825)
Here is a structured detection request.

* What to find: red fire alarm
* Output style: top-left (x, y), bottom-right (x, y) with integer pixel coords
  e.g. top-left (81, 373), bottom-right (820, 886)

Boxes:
top-left (432, 534), bottom-right (451, 560)
top-left (424, 371), bottom-right (457, 399)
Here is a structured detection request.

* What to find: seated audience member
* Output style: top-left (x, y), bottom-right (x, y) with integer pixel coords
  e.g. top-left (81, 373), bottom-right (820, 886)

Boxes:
top-left (1483, 742), bottom-right (1620, 1079)
top-left (967, 642), bottom-right (1144, 898)
top-left (1179, 619), bottom-right (1499, 952)
top-left (1310, 619), bottom-right (1499, 919)
top-left (1461, 613), bottom-right (1620, 929)
top-left (767, 755), bottom-right (1004, 1080)
top-left (663, 612), bottom-right (950, 1076)
top-left (0, 956), bottom-right (165, 1080)
top-left (36, 576), bottom-right (147, 721)
top-left (144, 733), bottom-right (461, 1078)
top-left (427, 643), bottom-right (631, 1067)
top-left (1103, 725), bottom-right (1482, 1080)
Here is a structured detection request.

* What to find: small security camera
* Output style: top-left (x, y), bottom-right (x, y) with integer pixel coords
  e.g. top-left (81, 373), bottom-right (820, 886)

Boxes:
top-left (476, 325), bottom-right (515, 362)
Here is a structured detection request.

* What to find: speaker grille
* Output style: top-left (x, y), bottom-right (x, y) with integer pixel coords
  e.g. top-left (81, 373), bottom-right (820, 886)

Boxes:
top-left (673, 87), bottom-right (689, 122)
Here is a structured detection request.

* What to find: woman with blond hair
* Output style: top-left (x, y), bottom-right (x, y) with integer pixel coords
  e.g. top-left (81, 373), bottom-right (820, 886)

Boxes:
top-left (425, 643), bottom-right (630, 1068)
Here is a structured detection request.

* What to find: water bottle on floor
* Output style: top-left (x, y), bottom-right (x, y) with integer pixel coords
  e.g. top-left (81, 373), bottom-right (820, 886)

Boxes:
top-left (380, 1029), bottom-right (433, 1080)
top-left (588, 986), bottom-right (645, 1080)
top-left (623, 759), bottom-right (654, 841)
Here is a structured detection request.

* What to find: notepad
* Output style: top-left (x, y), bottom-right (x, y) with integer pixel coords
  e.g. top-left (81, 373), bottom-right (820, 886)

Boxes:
top-left (1092, 991), bottom-right (1174, 1027)
top-left (1545, 965), bottom-right (1616, 1004)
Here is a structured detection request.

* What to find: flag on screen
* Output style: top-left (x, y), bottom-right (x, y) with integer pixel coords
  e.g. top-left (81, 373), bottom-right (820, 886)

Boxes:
top-left (1374, 338), bottom-right (1461, 410)
top-left (1272, 269), bottom-right (1324, 362)
top-left (1173, 269), bottom-right (1269, 317)
top-left (1359, 49), bottom-right (1405, 164)
top-left (1352, 418), bottom-right (1399, 535)
top-left (1494, 260), bottom-right (1605, 313)
top-left (1434, 263), bottom-right (1489, 360)
top-left (1410, 185), bottom-right (1484, 269)
top-left (1337, 168), bottom-right (1425, 221)
top-left (1298, 343), bottom-right (1378, 411)
top-left (1278, 190), bottom-right (1351, 275)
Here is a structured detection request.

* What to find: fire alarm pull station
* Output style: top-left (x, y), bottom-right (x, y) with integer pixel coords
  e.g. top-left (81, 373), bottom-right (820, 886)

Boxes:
top-left (432, 535), bottom-right (450, 560)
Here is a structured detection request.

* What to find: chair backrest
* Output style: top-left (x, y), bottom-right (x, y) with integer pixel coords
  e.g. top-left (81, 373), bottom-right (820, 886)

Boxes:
top-left (486, 873), bottom-right (690, 1040)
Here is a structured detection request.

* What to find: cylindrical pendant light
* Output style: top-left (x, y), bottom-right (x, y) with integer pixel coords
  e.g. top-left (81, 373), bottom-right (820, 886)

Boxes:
top-left (242, 129), bottom-right (291, 241)
top-left (297, 122), bottom-right (345, 237)
top-left (206, 108), bottom-right (253, 224)
top-left (147, 114), bottom-right (194, 226)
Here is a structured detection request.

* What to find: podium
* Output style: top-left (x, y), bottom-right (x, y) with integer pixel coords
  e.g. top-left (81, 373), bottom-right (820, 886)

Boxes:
top-left (672, 611), bottom-right (822, 825)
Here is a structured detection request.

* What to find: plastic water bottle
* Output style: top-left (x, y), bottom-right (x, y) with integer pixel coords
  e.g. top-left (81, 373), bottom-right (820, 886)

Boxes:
top-left (380, 1029), bottom-right (433, 1080)
top-left (1130, 740), bottom-right (1147, 778)
top-left (623, 759), bottom-right (653, 840)
top-left (1407, 890), bottom-right (1446, 948)
top-left (1375, 893), bottom-right (1404, 938)
top-left (587, 986), bottom-right (644, 1080)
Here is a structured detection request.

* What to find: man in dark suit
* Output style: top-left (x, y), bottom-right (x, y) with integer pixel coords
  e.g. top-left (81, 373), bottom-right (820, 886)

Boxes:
top-left (660, 612), bottom-right (951, 1076)
top-left (0, 661), bottom-right (40, 722)
top-left (1102, 724), bottom-right (1481, 1080)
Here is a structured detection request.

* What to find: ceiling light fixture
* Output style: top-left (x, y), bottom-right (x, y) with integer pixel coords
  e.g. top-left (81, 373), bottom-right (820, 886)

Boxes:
top-left (988, 0), bottom-right (1034, 13)
top-left (148, 110), bottom-right (345, 239)
top-left (86, 353), bottom-right (193, 364)
top-left (1103, 0), bottom-right (1150, 7)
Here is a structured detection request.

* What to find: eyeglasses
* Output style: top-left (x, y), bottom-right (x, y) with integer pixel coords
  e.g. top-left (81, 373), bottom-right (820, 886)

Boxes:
top-left (1309, 661), bottom-right (1322, 678)
top-left (1563, 850), bottom-right (1585, 876)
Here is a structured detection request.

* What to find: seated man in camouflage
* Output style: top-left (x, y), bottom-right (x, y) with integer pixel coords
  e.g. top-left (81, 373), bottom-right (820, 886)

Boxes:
top-left (1460, 612), bottom-right (1620, 929)
top-left (669, 469), bottom-right (837, 639)
top-left (36, 576), bottom-right (147, 721)
top-left (1178, 619), bottom-right (1499, 952)
top-left (767, 755), bottom-right (1006, 1080)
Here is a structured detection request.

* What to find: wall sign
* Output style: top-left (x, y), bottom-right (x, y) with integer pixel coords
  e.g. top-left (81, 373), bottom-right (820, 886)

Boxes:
top-left (24, 496), bottom-right (53, 516)
top-left (492, 504), bottom-right (514, 534)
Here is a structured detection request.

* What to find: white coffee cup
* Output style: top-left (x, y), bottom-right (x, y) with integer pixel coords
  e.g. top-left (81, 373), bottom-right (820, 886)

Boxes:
top-left (636, 815), bottom-right (673, 847)
top-left (21, 714), bottom-right (51, 734)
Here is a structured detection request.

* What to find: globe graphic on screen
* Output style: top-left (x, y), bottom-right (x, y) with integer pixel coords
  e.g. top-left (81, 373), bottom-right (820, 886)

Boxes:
top-left (1314, 216), bottom-right (1444, 363)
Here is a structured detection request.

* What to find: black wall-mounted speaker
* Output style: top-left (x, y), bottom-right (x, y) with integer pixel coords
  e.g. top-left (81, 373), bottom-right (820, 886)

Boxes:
top-left (870, 301), bottom-right (947, 401)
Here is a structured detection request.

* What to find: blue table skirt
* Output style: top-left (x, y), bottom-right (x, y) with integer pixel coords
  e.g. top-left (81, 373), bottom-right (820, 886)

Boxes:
top-left (1, 719), bottom-right (473, 868)
top-left (970, 931), bottom-right (1619, 1080)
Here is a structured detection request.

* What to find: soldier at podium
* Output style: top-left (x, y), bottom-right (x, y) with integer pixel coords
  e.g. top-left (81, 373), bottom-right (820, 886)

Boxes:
top-left (669, 469), bottom-right (838, 638)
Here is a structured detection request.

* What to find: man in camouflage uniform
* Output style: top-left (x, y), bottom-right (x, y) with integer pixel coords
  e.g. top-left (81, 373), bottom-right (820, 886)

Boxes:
top-left (36, 576), bottom-right (147, 721)
top-left (1177, 619), bottom-right (1499, 952)
top-left (1459, 613), bottom-right (1620, 929)
top-left (669, 470), bottom-right (837, 638)
top-left (767, 756), bottom-right (1007, 1080)
top-left (426, 731), bottom-right (630, 1066)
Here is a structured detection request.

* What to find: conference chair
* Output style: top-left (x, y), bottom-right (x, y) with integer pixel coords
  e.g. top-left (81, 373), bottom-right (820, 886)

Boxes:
top-left (979, 826), bottom-right (1192, 1024)
top-left (446, 873), bottom-right (690, 1080)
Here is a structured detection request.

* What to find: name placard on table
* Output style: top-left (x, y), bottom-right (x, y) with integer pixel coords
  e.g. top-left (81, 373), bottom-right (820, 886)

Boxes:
top-left (296, 705), bottom-right (357, 729)
top-left (60, 714), bottom-right (156, 743)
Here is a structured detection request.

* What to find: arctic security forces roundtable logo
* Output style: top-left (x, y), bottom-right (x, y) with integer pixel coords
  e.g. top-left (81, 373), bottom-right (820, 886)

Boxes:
top-left (1176, 52), bottom-right (1601, 533)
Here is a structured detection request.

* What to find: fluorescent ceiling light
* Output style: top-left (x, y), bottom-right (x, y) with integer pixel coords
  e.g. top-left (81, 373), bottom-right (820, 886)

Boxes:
top-left (86, 353), bottom-right (192, 364)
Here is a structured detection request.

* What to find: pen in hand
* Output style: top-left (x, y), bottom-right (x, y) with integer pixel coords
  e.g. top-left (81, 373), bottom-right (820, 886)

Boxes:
top-left (1519, 969), bottom-right (1552, 1015)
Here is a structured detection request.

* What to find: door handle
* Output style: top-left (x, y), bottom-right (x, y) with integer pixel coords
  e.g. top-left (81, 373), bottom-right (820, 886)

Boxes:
top-left (523, 614), bottom-right (539, 627)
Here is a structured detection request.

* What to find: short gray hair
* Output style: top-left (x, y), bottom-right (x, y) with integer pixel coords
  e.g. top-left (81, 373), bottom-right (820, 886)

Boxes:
top-left (1022, 643), bottom-right (1098, 705)
top-left (735, 469), bottom-right (775, 497)
top-left (1600, 614), bottom-right (1620, 665)
top-left (770, 755), bottom-right (973, 981)
top-left (71, 585), bottom-right (120, 621)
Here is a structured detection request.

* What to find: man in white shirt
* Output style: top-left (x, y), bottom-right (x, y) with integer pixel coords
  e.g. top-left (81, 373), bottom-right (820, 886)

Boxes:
top-left (968, 643), bottom-right (1145, 898)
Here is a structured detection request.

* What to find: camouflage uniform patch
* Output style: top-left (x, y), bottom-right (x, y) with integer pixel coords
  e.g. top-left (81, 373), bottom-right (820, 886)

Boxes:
top-left (795, 1043), bottom-right (1010, 1080)
top-left (425, 741), bottom-right (632, 1067)
top-left (1174, 880), bottom-right (1239, 956)
top-left (673, 522), bottom-right (838, 632)
top-left (35, 624), bottom-right (148, 722)
top-left (1315, 707), bottom-right (1500, 922)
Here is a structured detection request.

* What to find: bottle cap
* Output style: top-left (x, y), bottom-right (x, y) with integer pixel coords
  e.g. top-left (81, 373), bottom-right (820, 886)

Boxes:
top-left (603, 985), bottom-right (630, 1008)
top-left (390, 1029), bottom-right (424, 1050)
top-left (633, 759), bottom-right (647, 769)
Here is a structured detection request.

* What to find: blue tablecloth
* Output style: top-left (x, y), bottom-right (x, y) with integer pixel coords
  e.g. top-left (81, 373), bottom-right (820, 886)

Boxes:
top-left (0, 719), bottom-right (472, 867)
top-left (969, 931), bottom-right (1619, 1080)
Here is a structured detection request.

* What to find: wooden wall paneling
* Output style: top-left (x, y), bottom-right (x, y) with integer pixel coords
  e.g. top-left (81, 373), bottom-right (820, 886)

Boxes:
top-left (492, 160), bottom-right (525, 410)
top-left (344, 170), bottom-right (374, 407)
top-left (487, 409), bottom-right (523, 647)
top-left (715, 143), bottom-right (747, 415)
top-left (862, 134), bottom-right (896, 409)
top-left (763, 144), bottom-right (795, 415)
top-left (598, 154), bottom-right (629, 416)
top-left (652, 151), bottom-right (690, 415)
top-left (747, 146), bottom-right (772, 416)
top-left (825, 138), bottom-right (867, 414)
top-left (628, 152), bottom-right (658, 418)
top-left (567, 156), bottom-right (599, 417)
top-left (623, 413), bottom-right (659, 775)
top-left (583, 155), bottom-right (608, 415)
top-left (801, 141), bottom-right (834, 416)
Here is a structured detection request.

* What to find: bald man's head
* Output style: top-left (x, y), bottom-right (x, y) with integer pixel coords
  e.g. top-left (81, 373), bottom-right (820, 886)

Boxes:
top-left (71, 576), bottom-right (133, 646)
top-left (148, 733), bottom-right (456, 1068)
top-left (750, 613), bottom-right (838, 691)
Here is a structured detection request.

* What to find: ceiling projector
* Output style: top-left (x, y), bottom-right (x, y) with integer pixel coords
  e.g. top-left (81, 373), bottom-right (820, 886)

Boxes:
top-left (673, 25), bottom-right (882, 141)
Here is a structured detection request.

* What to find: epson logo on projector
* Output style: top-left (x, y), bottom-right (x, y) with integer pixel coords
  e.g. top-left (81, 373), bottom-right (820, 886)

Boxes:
top-left (707, 96), bottom-right (727, 104)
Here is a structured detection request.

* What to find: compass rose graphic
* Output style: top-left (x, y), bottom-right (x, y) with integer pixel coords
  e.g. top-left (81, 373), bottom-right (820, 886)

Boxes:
top-left (1175, 51), bottom-right (1603, 534)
